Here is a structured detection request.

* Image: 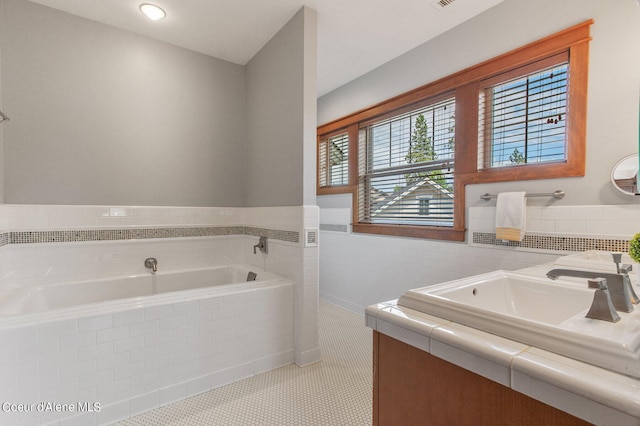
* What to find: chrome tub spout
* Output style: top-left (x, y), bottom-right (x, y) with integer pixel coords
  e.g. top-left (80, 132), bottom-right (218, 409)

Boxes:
top-left (144, 257), bottom-right (158, 273)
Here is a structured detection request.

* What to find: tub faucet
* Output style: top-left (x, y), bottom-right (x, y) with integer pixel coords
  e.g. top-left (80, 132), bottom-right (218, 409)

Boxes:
top-left (253, 237), bottom-right (268, 254)
top-left (546, 268), bottom-right (633, 313)
top-left (144, 257), bottom-right (158, 273)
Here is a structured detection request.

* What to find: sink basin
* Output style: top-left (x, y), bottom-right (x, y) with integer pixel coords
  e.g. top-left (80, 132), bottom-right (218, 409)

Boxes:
top-left (398, 270), bottom-right (640, 378)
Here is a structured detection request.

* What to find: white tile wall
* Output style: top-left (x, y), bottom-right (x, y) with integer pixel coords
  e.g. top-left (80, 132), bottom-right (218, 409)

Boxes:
top-left (469, 204), bottom-right (640, 238)
top-left (0, 237), bottom-right (246, 289)
top-left (0, 204), bottom-right (319, 425)
top-left (319, 207), bottom-right (350, 226)
top-left (0, 205), bottom-right (245, 230)
top-left (320, 204), bottom-right (640, 315)
top-left (244, 207), bottom-right (303, 232)
top-left (0, 282), bottom-right (294, 426)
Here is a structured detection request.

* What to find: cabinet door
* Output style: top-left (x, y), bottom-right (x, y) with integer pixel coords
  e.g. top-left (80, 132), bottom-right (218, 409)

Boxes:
top-left (373, 331), bottom-right (589, 426)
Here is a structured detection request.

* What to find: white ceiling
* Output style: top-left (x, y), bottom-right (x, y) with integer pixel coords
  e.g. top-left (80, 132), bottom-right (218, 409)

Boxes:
top-left (28, 0), bottom-right (503, 96)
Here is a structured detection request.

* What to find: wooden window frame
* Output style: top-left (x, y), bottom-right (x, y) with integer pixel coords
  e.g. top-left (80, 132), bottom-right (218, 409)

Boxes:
top-left (478, 52), bottom-right (569, 169)
top-left (317, 20), bottom-right (592, 242)
top-left (317, 124), bottom-right (359, 195)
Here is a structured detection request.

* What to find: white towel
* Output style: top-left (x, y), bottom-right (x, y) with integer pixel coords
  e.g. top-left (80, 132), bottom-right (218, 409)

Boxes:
top-left (495, 192), bottom-right (526, 242)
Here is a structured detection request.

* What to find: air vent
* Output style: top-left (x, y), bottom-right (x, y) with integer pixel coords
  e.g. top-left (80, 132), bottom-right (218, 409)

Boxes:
top-left (304, 229), bottom-right (318, 247)
top-left (430, 0), bottom-right (456, 10)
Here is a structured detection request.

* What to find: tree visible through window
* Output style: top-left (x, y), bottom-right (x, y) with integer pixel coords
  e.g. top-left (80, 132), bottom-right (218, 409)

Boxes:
top-left (480, 58), bottom-right (568, 169)
top-left (317, 20), bottom-right (591, 241)
top-left (405, 112), bottom-right (454, 190)
top-left (360, 97), bottom-right (455, 226)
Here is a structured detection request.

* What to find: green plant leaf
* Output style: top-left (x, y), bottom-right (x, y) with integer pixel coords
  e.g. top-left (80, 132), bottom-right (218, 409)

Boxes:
top-left (629, 233), bottom-right (640, 263)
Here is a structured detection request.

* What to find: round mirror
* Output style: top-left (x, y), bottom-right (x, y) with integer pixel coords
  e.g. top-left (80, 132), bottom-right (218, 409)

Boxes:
top-left (611, 154), bottom-right (639, 195)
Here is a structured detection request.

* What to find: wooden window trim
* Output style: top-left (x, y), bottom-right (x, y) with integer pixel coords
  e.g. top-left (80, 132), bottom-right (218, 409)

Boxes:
top-left (351, 177), bottom-right (466, 241)
top-left (317, 124), bottom-right (359, 195)
top-left (459, 41), bottom-right (589, 185)
top-left (478, 52), bottom-right (570, 170)
top-left (317, 20), bottom-right (592, 242)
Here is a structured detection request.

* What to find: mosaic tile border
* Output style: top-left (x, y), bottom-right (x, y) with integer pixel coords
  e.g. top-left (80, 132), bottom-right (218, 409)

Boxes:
top-left (472, 232), bottom-right (630, 252)
top-left (243, 227), bottom-right (299, 243)
top-left (0, 226), bottom-right (299, 247)
top-left (320, 224), bottom-right (349, 233)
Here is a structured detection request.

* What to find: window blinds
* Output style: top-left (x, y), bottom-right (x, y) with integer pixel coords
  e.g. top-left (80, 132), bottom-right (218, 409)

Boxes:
top-left (319, 132), bottom-right (349, 187)
top-left (479, 58), bottom-right (569, 169)
top-left (359, 97), bottom-right (455, 226)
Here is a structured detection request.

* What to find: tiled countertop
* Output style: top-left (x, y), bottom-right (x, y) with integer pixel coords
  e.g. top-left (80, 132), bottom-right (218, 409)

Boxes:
top-left (366, 265), bottom-right (640, 425)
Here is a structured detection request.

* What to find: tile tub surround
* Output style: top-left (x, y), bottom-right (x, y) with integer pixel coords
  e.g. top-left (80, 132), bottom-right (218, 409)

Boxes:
top-left (0, 204), bottom-right (320, 425)
top-left (0, 279), bottom-right (295, 426)
top-left (114, 300), bottom-right (372, 426)
top-left (2, 226), bottom-right (299, 246)
top-left (0, 205), bottom-right (311, 290)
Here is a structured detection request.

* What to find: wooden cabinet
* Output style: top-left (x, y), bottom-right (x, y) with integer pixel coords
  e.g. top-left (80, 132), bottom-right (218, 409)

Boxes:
top-left (373, 331), bottom-right (590, 425)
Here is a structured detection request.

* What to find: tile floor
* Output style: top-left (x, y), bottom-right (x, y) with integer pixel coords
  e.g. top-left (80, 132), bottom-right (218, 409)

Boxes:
top-left (115, 302), bottom-right (372, 425)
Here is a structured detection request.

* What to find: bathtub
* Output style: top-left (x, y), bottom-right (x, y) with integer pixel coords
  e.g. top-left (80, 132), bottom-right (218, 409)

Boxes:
top-left (0, 264), bottom-right (280, 318)
top-left (0, 264), bottom-right (295, 425)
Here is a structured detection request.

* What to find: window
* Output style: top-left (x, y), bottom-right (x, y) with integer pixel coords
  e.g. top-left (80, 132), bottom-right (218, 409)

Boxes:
top-left (479, 54), bottom-right (569, 169)
top-left (317, 126), bottom-right (358, 195)
top-left (319, 132), bottom-right (349, 187)
top-left (358, 96), bottom-right (455, 226)
top-left (417, 196), bottom-right (433, 216)
top-left (317, 20), bottom-right (592, 241)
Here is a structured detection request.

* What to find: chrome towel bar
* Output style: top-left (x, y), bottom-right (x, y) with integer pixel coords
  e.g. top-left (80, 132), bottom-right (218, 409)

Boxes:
top-left (480, 190), bottom-right (565, 201)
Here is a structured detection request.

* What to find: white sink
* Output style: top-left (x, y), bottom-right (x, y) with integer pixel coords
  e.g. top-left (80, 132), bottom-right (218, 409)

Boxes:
top-left (398, 270), bottom-right (640, 378)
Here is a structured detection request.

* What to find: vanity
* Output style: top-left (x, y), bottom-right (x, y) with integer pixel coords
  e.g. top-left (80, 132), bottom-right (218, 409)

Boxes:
top-left (366, 251), bottom-right (640, 425)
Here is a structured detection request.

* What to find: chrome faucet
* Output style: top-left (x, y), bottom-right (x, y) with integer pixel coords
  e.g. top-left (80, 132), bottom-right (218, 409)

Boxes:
top-left (144, 257), bottom-right (158, 273)
top-left (546, 268), bottom-right (633, 313)
top-left (253, 236), bottom-right (268, 254)
top-left (612, 253), bottom-right (640, 304)
top-left (585, 278), bottom-right (621, 322)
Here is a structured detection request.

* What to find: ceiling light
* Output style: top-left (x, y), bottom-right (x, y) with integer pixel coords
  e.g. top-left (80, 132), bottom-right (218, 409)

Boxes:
top-left (140, 3), bottom-right (166, 21)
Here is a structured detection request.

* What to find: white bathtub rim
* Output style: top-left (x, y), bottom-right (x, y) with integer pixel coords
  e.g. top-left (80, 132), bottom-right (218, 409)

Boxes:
top-left (3, 262), bottom-right (275, 286)
top-left (0, 264), bottom-right (292, 329)
top-left (0, 278), bottom-right (292, 329)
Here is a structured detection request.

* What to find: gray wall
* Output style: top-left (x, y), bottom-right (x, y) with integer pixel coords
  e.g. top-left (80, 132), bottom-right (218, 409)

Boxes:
top-left (0, 22), bottom-right (3, 202)
top-left (318, 0), bottom-right (640, 211)
top-left (317, 0), bottom-right (640, 315)
top-left (244, 7), bottom-right (317, 207)
top-left (0, 0), bottom-right (248, 206)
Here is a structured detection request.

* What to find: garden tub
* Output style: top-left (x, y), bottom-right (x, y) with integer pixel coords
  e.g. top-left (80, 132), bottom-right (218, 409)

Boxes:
top-left (0, 264), bottom-right (294, 425)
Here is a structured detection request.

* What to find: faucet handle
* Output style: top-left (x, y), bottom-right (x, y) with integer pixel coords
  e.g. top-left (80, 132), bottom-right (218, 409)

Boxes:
top-left (620, 264), bottom-right (639, 305)
top-left (586, 278), bottom-right (621, 323)
top-left (612, 253), bottom-right (623, 273)
top-left (588, 277), bottom-right (608, 290)
top-left (612, 253), bottom-right (623, 264)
